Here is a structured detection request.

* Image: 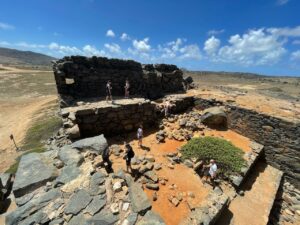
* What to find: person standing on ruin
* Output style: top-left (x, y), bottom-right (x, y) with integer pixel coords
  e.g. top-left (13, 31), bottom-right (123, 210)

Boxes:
top-left (137, 125), bottom-right (143, 147)
top-left (124, 79), bottom-right (130, 99)
top-left (203, 159), bottom-right (217, 186)
top-left (123, 142), bottom-right (135, 173)
top-left (106, 80), bottom-right (113, 103)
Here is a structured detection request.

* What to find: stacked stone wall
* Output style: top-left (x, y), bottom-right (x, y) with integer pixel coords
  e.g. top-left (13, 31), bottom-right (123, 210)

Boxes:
top-left (195, 98), bottom-right (300, 188)
top-left (52, 56), bottom-right (185, 106)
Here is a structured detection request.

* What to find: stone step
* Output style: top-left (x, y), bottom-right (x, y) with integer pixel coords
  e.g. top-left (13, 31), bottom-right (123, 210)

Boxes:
top-left (215, 161), bottom-right (283, 225)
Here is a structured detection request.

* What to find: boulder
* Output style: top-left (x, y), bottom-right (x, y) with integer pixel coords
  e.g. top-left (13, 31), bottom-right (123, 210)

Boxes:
top-left (146, 183), bottom-right (159, 190)
top-left (89, 171), bottom-right (106, 196)
top-left (13, 153), bottom-right (58, 198)
top-left (201, 107), bottom-right (227, 128)
top-left (144, 171), bottom-right (158, 183)
top-left (71, 134), bottom-right (108, 155)
top-left (55, 165), bottom-right (80, 185)
top-left (65, 189), bottom-right (92, 215)
top-left (137, 210), bottom-right (166, 225)
top-left (122, 212), bottom-right (138, 225)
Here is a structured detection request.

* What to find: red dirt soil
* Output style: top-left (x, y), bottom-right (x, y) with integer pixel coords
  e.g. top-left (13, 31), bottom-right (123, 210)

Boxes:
top-left (109, 128), bottom-right (251, 225)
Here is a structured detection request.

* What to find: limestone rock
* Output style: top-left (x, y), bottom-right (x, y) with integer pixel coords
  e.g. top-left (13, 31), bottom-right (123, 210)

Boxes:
top-left (66, 124), bottom-right (80, 139)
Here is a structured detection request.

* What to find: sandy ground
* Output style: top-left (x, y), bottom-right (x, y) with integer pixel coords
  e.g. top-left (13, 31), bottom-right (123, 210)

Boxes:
top-left (187, 89), bottom-right (300, 122)
top-left (0, 96), bottom-right (57, 172)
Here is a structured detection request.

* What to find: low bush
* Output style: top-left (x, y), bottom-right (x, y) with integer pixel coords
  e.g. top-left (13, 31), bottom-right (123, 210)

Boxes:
top-left (181, 136), bottom-right (245, 177)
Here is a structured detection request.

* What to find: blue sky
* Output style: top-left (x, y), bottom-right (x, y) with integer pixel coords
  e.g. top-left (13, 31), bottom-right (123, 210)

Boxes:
top-left (0, 0), bottom-right (300, 76)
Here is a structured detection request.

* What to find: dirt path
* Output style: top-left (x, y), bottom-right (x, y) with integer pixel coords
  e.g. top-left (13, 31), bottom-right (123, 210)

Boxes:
top-left (216, 161), bottom-right (283, 225)
top-left (0, 95), bottom-right (57, 172)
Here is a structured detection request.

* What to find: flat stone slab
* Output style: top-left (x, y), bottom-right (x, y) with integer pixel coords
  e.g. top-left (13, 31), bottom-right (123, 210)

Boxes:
top-left (86, 208), bottom-right (119, 225)
top-left (126, 175), bottom-right (151, 213)
top-left (65, 189), bottom-right (92, 215)
top-left (71, 134), bottom-right (108, 155)
top-left (12, 152), bottom-right (58, 198)
top-left (137, 210), bottom-right (166, 225)
top-left (58, 145), bottom-right (83, 166)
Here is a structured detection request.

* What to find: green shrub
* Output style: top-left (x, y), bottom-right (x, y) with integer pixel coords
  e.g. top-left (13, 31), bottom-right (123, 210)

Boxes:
top-left (181, 136), bottom-right (245, 177)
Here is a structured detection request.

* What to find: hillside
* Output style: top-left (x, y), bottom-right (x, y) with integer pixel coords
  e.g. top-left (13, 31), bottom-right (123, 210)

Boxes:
top-left (0, 47), bottom-right (56, 66)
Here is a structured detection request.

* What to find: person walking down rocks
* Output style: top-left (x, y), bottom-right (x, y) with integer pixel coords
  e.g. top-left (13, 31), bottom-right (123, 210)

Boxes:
top-left (203, 159), bottom-right (217, 187)
top-left (106, 80), bottom-right (113, 103)
top-left (102, 146), bottom-right (113, 173)
top-left (123, 142), bottom-right (135, 173)
top-left (124, 79), bottom-right (130, 99)
top-left (163, 100), bottom-right (174, 117)
top-left (137, 125), bottom-right (143, 148)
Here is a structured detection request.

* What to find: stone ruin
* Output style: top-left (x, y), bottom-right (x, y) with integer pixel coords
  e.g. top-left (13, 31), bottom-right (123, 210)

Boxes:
top-left (52, 56), bottom-right (192, 139)
top-left (53, 56), bottom-right (185, 107)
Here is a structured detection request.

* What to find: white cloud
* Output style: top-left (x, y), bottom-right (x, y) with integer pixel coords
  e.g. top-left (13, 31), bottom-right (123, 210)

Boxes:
top-left (207, 29), bottom-right (225, 36)
top-left (83, 45), bottom-right (104, 56)
top-left (212, 28), bottom-right (286, 66)
top-left (106, 29), bottom-right (115, 37)
top-left (0, 22), bottom-right (15, 30)
top-left (120, 33), bottom-right (130, 41)
top-left (291, 50), bottom-right (300, 61)
top-left (104, 43), bottom-right (121, 54)
top-left (179, 44), bottom-right (201, 60)
top-left (276, 0), bottom-right (289, 5)
top-left (49, 42), bottom-right (82, 55)
top-left (132, 38), bottom-right (151, 52)
top-left (204, 36), bottom-right (220, 55)
top-left (267, 26), bottom-right (300, 37)
top-left (0, 41), bottom-right (11, 46)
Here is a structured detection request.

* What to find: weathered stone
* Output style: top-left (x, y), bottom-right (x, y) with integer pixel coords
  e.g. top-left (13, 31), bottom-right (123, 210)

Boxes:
top-left (113, 181), bottom-right (123, 192)
top-left (69, 213), bottom-right (86, 225)
top-left (89, 171), bottom-right (106, 196)
top-left (122, 212), bottom-right (138, 225)
top-left (71, 134), bottom-right (108, 155)
top-left (58, 145), bottom-right (83, 166)
top-left (126, 175), bottom-right (151, 213)
top-left (0, 173), bottom-right (12, 189)
top-left (55, 165), bottom-right (80, 185)
top-left (86, 208), bottom-right (119, 225)
top-left (84, 195), bottom-right (106, 216)
top-left (144, 171), bottom-right (158, 183)
top-left (13, 152), bottom-right (58, 198)
top-left (110, 202), bottom-right (119, 214)
top-left (65, 189), bottom-right (92, 215)
top-left (137, 210), bottom-right (166, 225)
top-left (66, 124), bottom-right (81, 139)
top-left (201, 106), bottom-right (227, 127)
top-left (146, 183), bottom-right (159, 190)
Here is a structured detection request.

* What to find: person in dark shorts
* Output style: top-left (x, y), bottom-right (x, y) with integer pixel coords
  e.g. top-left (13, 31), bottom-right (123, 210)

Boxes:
top-left (102, 146), bottom-right (113, 173)
top-left (124, 142), bottom-right (135, 172)
top-left (106, 80), bottom-right (112, 103)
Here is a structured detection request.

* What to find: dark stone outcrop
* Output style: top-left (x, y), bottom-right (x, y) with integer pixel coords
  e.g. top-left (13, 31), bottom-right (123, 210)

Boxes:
top-left (71, 134), bottom-right (108, 154)
top-left (12, 152), bottom-right (58, 198)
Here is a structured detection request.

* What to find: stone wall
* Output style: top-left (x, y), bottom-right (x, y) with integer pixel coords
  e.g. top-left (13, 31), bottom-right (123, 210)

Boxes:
top-left (195, 98), bottom-right (300, 188)
top-left (52, 56), bottom-right (185, 106)
top-left (61, 99), bottom-right (157, 138)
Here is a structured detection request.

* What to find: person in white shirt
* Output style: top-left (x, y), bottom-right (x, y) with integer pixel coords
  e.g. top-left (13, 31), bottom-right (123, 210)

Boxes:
top-left (124, 79), bottom-right (130, 99)
top-left (137, 125), bottom-right (143, 147)
top-left (204, 159), bottom-right (217, 185)
top-left (106, 80), bottom-right (112, 103)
